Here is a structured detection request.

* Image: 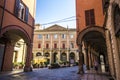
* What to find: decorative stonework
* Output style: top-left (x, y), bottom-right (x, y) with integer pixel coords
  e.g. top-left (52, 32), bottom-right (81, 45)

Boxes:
top-left (44, 24), bottom-right (67, 31)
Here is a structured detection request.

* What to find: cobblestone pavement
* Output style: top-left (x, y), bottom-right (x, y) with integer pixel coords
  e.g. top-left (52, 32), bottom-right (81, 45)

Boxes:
top-left (0, 66), bottom-right (110, 80)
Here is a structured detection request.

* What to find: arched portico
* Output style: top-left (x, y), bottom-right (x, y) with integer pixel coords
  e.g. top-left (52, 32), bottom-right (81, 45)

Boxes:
top-left (61, 53), bottom-right (67, 62)
top-left (53, 52), bottom-right (58, 63)
top-left (0, 25), bottom-right (33, 72)
top-left (69, 52), bottom-right (75, 64)
top-left (77, 26), bottom-right (108, 74)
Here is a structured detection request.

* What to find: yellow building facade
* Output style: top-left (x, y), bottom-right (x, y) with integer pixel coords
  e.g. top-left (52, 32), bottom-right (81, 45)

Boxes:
top-left (33, 24), bottom-right (79, 66)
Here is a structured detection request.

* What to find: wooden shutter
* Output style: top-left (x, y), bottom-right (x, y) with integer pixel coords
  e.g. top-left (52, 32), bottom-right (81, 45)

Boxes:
top-left (54, 43), bottom-right (57, 48)
top-left (38, 44), bottom-right (41, 48)
top-left (90, 9), bottom-right (95, 25)
top-left (24, 6), bottom-right (29, 22)
top-left (85, 9), bottom-right (95, 26)
top-left (46, 44), bottom-right (49, 48)
top-left (14, 0), bottom-right (20, 17)
top-left (63, 44), bottom-right (65, 49)
top-left (85, 10), bottom-right (90, 26)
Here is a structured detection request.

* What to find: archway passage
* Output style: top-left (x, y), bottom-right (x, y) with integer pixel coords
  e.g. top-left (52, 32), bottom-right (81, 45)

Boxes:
top-left (0, 26), bottom-right (32, 72)
top-left (44, 52), bottom-right (50, 64)
top-left (53, 53), bottom-right (58, 63)
top-left (61, 53), bottom-right (67, 62)
top-left (69, 52), bottom-right (75, 64)
top-left (77, 26), bottom-right (109, 73)
top-left (12, 39), bottom-right (26, 70)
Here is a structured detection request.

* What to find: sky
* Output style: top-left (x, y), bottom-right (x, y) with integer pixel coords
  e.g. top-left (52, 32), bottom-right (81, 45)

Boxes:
top-left (35, 0), bottom-right (76, 29)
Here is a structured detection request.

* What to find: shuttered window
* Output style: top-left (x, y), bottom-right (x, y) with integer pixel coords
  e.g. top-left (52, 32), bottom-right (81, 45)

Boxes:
top-left (24, 7), bottom-right (29, 22)
top-left (38, 43), bottom-right (41, 48)
top-left (14, 0), bottom-right (20, 17)
top-left (62, 43), bottom-right (65, 49)
top-left (14, 0), bottom-right (29, 23)
top-left (46, 44), bottom-right (49, 48)
top-left (54, 43), bottom-right (57, 48)
top-left (85, 9), bottom-right (95, 26)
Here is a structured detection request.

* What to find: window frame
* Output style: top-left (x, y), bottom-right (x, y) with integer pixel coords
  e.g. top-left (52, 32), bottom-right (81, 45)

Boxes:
top-left (70, 34), bottom-right (74, 39)
top-left (46, 43), bottom-right (49, 48)
top-left (62, 34), bottom-right (66, 39)
top-left (38, 34), bottom-right (42, 39)
top-left (54, 43), bottom-right (57, 48)
top-left (14, 0), bottom-right (29, 23)
top-left (46, 34), bottom-right (50, 39)
top-left (54, 34), bottom-right (58, 39)
top-left (38, 43), bottom-right (41, 48)
top-left (85, 9), bottom-right (95, 26)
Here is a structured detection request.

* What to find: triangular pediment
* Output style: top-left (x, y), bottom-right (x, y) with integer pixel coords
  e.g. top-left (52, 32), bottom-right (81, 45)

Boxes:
top-left (44, 24), bottom-right (67, 31)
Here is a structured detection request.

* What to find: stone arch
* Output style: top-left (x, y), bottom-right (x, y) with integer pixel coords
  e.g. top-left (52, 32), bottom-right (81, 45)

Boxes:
top-left (1, 25), bottom-right (31, 44)
top-left (44, 52), bottom-right (50, 57)
top-left (53, 52), bottom-right (58, 63)
top-left (36, 52), bottom-right (42, 56)
top-left (69, 52), bottom-right (75, 64)
top-left (77, 26), bottom-right (105, 45)
top-left (69, 52), bottom-right (75, 59)
top-left (0, 25), bottom-right (32, 71)
top-left (61, 53), bottom-right (67, 62)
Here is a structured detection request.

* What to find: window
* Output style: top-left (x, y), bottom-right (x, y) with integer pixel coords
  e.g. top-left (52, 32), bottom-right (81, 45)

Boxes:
top-left (19, 3), bottom-right (25, 19)
top-left (44, 53), bottom-right (50, 57)
top-left (46, 34), bottom-right (50, 39)
top-left (36, 52), bottom-right (42, 56)
top-left (62, 43), bottom-right (65, 49)
top-left (85, 9), bottom-right (95, 26)
top-left (14, 0), bottom-right (29, 22)
top-left (54, 43), bottom-right (57, 48)
top-left (38, 43), bottom-right (41, 48)
top-left (62, 34), bottom-right (66, 39)
top-left (70, 34), bottom-right (74, 38)
top-left (38, 34), bottom-right (42, 39)
top-left (71, 43), bottom-right (74, 48)
top-left (46, 44), bottom-right (49, 48)
top-left (54, 34), bottom-right (57, 39)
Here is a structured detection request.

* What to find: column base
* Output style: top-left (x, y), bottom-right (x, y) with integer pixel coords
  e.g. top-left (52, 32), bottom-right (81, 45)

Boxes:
top-left (24, 66), bottom-right (32, 72)
top-left (77, 67), bottom-right (84, 74)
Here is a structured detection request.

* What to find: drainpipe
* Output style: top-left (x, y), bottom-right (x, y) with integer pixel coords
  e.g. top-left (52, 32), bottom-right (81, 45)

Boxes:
top-left (0, 0), bottom-right (6, 35)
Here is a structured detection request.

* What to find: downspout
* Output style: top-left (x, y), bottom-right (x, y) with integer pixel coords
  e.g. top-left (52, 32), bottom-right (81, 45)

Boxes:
top-left (0, 0), bottom-right (6, 35)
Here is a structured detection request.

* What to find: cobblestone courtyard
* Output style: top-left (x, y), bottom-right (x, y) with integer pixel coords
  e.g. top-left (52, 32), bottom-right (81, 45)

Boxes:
top-left (0, 66), bottom-right (110, 80)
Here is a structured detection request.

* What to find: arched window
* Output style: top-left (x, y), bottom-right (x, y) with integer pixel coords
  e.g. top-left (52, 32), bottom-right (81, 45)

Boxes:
top-left (61, 53), bottom-right (67, 61)
top-left (44, 53), bottom-right (50, 57)
top-left (36, 52), bottom-right (42, 56)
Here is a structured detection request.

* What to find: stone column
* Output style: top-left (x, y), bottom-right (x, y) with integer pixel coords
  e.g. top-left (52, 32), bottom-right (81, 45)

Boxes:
top-left (106, 3), bottom-right (120, 80)
top-left (42, 34), bottom-right (45, 55)
top-left (85, 48), bottom-right (89, 70)
top-left (88, 48), bottom-right (91, 69)
top-left (58, 33), bottom-right (61, 62)
top-left (105, 30), bottom-right (115, 76)
top-left (77, 44), bottom-right (84, 74)
top-left (24, 43), bottom-right (32, 72)
top-left (57, 51), bottom-right (61, 62)
top-left (2, 41), bottom-right (14, 71)
top-left (67, 51), bottom-right (69, 62)
top-left (50, 51), bottom-right (53, 64)
top-left (89, 51), bottom-right (92, 68)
